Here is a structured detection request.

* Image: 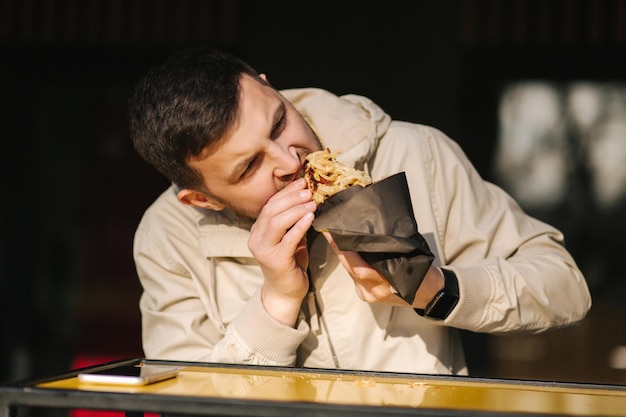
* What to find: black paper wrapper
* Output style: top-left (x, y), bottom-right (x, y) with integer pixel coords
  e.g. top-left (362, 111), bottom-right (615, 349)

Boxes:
top-left (312, 172), bottom-right (434, 305)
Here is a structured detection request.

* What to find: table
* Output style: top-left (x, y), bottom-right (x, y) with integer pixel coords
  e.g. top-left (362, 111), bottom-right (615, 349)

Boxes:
top-left (1, 358), bottom-right (626, 416)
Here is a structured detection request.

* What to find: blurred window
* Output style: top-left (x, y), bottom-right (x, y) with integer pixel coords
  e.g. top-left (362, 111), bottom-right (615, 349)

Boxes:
top-left (495, 81), bottom-right (626, 211)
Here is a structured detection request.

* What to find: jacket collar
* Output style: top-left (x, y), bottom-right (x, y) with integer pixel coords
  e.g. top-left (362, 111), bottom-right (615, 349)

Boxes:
top-left (281, 88), bottom-right (391, 170)
top-left (197, 208), bottom-right (254, 258)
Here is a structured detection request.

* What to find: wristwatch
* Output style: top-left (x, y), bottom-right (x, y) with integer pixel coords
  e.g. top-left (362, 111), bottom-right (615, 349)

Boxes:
top-left (415, 268), bottom-right (459, 320)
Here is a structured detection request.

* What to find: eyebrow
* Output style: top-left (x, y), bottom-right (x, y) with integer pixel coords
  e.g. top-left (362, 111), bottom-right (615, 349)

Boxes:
top-left (271, 101), bottom-right (286, 135)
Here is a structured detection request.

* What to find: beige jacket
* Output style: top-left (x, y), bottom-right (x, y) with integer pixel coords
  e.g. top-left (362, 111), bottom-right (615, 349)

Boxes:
top-left (134, 88), bottom-right (591, 375)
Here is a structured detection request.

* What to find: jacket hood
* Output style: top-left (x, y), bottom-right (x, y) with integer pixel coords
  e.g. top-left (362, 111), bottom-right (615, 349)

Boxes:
top-left (281, 88), bottom-right (391, 170)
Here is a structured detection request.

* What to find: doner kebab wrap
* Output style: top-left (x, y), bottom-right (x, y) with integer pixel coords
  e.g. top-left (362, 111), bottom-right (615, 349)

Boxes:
top-left (304, 149), bottom-right (434, 305)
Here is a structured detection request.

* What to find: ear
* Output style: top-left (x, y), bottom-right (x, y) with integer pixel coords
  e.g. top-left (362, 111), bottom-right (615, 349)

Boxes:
top-left (259, 73), bottom-right (268, 82)
top-left (177, 188), bottom-right (225, 211)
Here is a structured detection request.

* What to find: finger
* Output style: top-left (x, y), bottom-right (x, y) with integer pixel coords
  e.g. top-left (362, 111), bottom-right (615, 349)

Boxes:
top-left (322, 231), bottom-right (339, 252)
top-left (323, 231), bottom-right (358, 277)
top-left (250, 201), bottom-right (316, 259)
top-left (322, 231), bottom-right (369, 273)
top-left (266, 200), bottom-right (316, 239)
top-left (339, 250), bottom-right (371, 270)
top-left (260, 187), bottom-right (314, 224)
top-left (253, 185), bottom-right (313, 238)
top-left (282, 210), bottom-right (315, 246)
top-left (267, 178), bottom-right (308, 203)
top-left (322, 235), bottom-right (403, 305)
top-left (293, 224), bottom-right (312, 270)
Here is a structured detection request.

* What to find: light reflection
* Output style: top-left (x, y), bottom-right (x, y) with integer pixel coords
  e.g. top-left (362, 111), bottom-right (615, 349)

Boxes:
top-left (495, 81), bottom-right (626, 211)
top-left (495, 82), bottom-right (568, 209)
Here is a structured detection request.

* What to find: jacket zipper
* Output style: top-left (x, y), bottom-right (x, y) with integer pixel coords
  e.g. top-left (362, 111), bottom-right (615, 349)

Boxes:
top-left (307, 291), bottom-right (340, 368)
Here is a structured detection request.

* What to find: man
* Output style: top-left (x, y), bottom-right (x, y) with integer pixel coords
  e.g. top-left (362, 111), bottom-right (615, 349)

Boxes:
top-left (128, 48), bottom-right (591, 374)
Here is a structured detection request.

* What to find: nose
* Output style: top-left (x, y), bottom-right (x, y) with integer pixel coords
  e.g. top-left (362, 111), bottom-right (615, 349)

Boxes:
top-left (272, 143), bottom-right (301, 183)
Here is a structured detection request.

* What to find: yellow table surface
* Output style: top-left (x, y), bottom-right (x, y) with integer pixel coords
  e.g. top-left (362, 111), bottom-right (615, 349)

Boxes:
top-left (37, 364), bottom-right (626, 416)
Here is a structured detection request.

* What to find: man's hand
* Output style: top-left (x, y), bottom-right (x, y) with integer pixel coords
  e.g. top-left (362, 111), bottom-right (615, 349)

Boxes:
top-left (323, 232), bottom-right (445, 309)
top-left (248, 178), bottom-right (316, 326)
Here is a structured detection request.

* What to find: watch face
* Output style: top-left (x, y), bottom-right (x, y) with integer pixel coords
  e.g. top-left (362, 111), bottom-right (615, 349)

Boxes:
top-left (425, 291), bottom-right (459, 319)
top-left (416, 268), bottom-right (459, 320)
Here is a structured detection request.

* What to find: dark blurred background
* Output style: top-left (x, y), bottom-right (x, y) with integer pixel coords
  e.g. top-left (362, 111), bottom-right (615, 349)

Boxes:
top-left (2, 0), bottom-right (626, 387)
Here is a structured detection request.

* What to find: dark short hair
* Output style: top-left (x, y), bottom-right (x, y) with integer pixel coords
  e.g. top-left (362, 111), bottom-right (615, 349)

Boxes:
top-left (129, 48), bottom-right (260, 190)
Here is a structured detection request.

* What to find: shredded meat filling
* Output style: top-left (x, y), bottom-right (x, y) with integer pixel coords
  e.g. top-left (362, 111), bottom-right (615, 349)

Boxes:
top-left (304, 149), bottom-right (372, 204)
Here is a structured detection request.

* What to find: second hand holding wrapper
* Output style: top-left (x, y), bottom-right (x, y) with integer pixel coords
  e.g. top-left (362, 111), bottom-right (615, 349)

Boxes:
top-left (305, 150), bottom-right (434, 305)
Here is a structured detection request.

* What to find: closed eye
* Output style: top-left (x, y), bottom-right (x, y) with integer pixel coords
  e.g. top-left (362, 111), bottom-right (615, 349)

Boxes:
top-left (241, 156), bottom-right (260, 179)
top-left (270, 104), bottom-right (287, 140)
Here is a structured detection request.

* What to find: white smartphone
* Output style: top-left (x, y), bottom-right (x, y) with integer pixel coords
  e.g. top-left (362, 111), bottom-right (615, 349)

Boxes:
top-left (78, 364), bottom-right (179, 386)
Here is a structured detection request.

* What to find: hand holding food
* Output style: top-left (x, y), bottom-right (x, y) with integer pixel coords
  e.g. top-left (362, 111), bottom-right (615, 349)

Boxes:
top-left (304, 149), bottom-right (434, 305)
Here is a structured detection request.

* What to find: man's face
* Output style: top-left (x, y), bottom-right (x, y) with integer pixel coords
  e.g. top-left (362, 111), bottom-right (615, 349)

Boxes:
top-left (184, 74), bottom-right (322, 220)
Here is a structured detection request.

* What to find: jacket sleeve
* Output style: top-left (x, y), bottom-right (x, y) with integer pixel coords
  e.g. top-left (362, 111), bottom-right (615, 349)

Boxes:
top-left (372, 123), bottom-right (591, 334)
top-left (133, 221), bottom-right (309, 365)
top-left (426, 127), bottom-right (592, 333)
